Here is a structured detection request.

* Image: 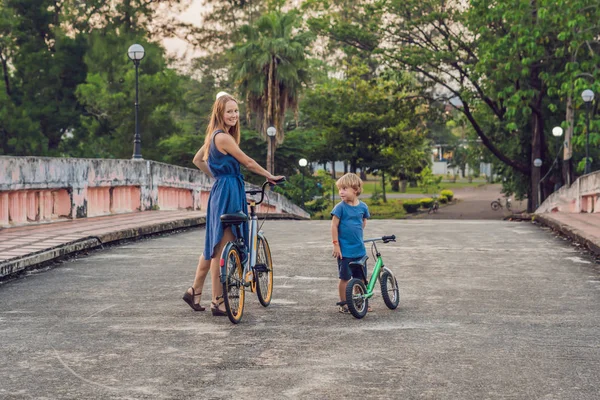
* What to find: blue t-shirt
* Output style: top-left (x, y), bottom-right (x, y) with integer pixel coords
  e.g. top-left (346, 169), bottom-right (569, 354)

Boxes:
top-left (331, 201), bottom-right (370, 258)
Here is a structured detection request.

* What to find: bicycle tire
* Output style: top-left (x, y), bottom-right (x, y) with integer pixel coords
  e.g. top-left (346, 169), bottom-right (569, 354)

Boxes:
top-left (491, 201), bottom-right (501, 211)
top-left (380, 271), bottom-right (400, 310)
top-left (255, 234), bottom-right (273, 307)
top-left (346, 278), bottom-right (368, 319)
top-left (221, 244), bottom-right (245, 324)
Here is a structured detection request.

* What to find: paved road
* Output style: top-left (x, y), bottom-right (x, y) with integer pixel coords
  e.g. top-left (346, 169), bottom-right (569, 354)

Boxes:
top-left (1, 219), bottom-right (599, 399)
top-left (417, 184), bottom-right (528, 220)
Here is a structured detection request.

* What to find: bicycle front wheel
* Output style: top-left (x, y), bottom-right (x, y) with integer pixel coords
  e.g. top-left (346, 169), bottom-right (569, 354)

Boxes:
top-left (380, 271), bottom-right (400, 310)
top-left (255, 234), bottom-right (273, 307)
top-left (222, 244), bottom-right (245, 324)
top-left (491, 201), bottom-right (501, 211)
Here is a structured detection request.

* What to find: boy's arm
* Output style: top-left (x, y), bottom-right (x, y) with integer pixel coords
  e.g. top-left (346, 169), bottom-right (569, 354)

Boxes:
top-left (331, 216), bottom-right (342, 259)
top-left (363, 218), bottom-right (367, 229)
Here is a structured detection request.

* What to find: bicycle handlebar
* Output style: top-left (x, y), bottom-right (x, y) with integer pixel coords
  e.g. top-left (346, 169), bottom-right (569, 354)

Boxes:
top-left (246, 177), bottom-right (286, 205)
top-left (364, 235), bottom-right (396, 243)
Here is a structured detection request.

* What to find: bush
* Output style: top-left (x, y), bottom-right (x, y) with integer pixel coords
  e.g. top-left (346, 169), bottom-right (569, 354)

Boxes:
top-left (402, 199), bottom-right (421, 213)
top-left (439, 195), bottom-right (448, 204)
top-left (420, 198), bottom-right (434, 208)
top-left (440, 189), bottom-right (454, 201)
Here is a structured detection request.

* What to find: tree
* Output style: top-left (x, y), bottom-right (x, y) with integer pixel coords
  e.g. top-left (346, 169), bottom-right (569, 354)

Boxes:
top-left (308, 0), bottom-right (600, 211)
top-left (231, 8), bottom-right (314, 173)
top-left (302, 62), bottom-right (430, 183)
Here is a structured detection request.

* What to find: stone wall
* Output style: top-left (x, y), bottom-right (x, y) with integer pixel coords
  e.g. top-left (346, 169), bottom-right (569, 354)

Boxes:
top-left (536, 171), bottom-right (600, 214)
top-left (0, 156), bottom-right (308, 227)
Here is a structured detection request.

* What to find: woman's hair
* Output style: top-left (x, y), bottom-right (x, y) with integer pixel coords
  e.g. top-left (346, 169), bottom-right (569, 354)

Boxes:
top-left (336, 173), bottom-right (363, 195)
top-left (202, 92), bottom-right (241, 160)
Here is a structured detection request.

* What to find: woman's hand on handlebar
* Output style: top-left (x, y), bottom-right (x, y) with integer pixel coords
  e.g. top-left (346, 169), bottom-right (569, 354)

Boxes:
top-left (267, 175), bottom-right (285, 185)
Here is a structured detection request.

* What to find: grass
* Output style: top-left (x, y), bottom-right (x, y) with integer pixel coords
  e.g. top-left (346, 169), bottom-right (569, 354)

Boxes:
top-left (311, 198), bottom-right (407, 220)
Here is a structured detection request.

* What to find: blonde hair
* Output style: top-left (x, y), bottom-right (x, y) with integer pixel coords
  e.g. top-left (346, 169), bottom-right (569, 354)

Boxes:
top-left (202, 93), bottom-right (241, 160)
top-left (336, 173), bottom-right (363, 195)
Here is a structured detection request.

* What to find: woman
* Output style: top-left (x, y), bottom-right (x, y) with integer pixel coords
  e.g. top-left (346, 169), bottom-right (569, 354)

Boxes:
top-left (183, 92), bottom-right (283, 315)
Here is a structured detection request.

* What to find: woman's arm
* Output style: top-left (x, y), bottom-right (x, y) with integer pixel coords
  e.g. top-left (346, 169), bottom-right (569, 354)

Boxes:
top-left (192, 146), bottom-right (213, 178)
top-left (215, 133), bottom-right (282, 183)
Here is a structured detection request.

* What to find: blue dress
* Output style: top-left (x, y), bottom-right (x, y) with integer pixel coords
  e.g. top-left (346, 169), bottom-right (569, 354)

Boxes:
top-left (203, 130), bottom-right (249, 260)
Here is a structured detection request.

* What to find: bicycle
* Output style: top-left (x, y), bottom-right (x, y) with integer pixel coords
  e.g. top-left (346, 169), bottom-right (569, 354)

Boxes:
top-left (345, 235), bottom-right (400, 319)
top-left (428, 199), bottom-right (440, 214)
top-left (219, 177), bottom-right (286, 324)
top-left (490, 197), bottom-right (512, 211)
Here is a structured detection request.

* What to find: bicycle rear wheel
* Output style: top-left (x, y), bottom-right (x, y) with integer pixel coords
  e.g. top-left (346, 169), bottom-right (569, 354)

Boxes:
top-left (255, 235), bottom-right (273, 307)
top-left (491, 201), bottom-right (501, 211)
top-left (222, 244), bottom-right (245, 324)
top-left (346, 278), bottom-right (368, 319)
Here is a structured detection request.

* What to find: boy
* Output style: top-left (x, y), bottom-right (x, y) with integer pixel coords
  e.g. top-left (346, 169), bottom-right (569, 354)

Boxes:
top-left (331, 173), bottom-right (370, 313)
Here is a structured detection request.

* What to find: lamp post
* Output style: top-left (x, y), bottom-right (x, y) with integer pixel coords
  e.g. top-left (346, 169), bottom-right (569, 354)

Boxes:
top-left (537, 127), bottom-right (564, 209)
top-left (128, 44), bottom-right (145, 159)
top-left (581, 89), bottom-right (594, 174)
top-left (267, 126), bottom-right (276, 175)
top-left (299, 158), bottom-right (307, 206)
top-left (534, 158), bottom-right (543, 209)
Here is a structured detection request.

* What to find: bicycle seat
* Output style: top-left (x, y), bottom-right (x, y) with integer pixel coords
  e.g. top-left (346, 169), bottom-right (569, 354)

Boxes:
top-left (220, 212), bottom-right (248, 226)
top-left (349, 255), bottom-right (368, 268)
top-left (348, 255), bottom-right (369, 281)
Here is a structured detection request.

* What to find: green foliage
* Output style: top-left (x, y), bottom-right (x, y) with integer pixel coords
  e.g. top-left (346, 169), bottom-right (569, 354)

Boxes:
top-left (273, 171), bottom-right (329, 214)
top-left (401, 199), bottom-right (421, 213)
top-left (418, 167), bottom-right (442, 194)
top-left (301, 61), bottom-right (430, 178)
top-left (440, 190), bottom-right (454, 202)
top-left (419, 198), bottom-right (434, 209)
top-left (439, 195), bottom-right (448, 204)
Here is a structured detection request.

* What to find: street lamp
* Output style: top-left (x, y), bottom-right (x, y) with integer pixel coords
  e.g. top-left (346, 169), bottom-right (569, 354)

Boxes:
top-left (267, 126), bottom-right (276, 175)
top-left (581, 89), bottom-right (594, 174)
top-left (128, 44), bottom-right (145, 159)
top-left (299, 158), bottom-right (308, 206)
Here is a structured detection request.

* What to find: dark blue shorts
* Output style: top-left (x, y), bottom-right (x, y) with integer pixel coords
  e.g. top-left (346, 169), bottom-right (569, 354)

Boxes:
top-left (337, 256), bottom-right (367, 281)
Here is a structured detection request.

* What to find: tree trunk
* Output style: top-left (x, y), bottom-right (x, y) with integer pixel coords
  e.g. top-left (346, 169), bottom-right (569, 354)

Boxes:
top-left (381, 171), bottom-right (387, 203)
top-left (563, 94), bottom-right (575, 186)
top-left (530, 102), bottom-right (544, 212)
top-left (266, 138), bottom-right (273, 174)
top-left (1, 51), bottom-right (10, 96)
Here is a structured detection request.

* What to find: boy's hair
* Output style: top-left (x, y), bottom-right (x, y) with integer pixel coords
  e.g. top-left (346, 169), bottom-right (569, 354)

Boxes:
top-left (336, 173), bottom-right (363, 195)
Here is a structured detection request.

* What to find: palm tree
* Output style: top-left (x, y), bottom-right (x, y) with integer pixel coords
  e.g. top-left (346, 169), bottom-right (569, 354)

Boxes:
top-left (232, 10), bottom-right (313, 173)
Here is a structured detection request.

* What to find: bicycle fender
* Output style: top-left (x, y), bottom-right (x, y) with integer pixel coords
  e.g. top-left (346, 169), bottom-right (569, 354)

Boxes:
top-left (219, 242), bottom-right (239, 284)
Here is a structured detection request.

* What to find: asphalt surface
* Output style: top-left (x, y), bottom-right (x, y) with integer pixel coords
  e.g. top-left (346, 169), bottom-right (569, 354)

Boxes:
top-left (1, 219), bottom-right (599, 399)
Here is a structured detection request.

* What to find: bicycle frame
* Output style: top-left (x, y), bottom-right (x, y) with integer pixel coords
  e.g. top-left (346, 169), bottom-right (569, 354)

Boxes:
top-left (362, 237), bottom-right (395, 299)
top-left (221, 181), bottom-right (272, 286)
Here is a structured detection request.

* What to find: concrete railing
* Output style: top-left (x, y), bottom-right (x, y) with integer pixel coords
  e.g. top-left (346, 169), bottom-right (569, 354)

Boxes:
top-left (0, 156), bottom-right (309, 227)
top-left (536, 171), bottom-right (600, 214)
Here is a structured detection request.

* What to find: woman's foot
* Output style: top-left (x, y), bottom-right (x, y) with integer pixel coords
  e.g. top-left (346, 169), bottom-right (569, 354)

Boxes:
top-left (182, 287), bottom-right (206, 311)
top-left (211, 296), bottom-right (227, 316)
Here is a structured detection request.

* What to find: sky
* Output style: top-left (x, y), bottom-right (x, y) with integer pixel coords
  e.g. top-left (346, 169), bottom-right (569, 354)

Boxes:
top-left (161, 0), bottom-right (206, 60)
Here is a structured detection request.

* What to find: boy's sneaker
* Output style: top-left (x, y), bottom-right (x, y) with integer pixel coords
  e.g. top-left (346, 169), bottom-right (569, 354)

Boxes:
top-left (338, 305), bottom-right (349, 314)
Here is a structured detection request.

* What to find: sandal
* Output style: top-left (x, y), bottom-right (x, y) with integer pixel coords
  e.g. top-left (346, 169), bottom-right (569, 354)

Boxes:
top-left (211, 296), bottom-right (227, 317)
top-left (182, 287), bottom-right (206, 311)
top-left (338, 304), bottom-right (349, 314)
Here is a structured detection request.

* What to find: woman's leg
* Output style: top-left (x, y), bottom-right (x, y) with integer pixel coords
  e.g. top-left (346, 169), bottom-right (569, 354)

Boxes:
top-left (186, 254), bottom-right (211, 304)
top-left (210, 227), bottom-right (235, 311)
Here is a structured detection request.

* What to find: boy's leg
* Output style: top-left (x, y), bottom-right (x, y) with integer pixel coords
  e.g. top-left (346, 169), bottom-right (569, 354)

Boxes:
top-left (338, 279), bottom-right (349, 302)
top-left (337, 257), bottom-right (352, 313)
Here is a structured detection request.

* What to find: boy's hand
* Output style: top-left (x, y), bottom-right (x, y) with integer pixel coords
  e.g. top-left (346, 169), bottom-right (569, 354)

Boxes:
top-left (332, 244), bottom-right (342, 259)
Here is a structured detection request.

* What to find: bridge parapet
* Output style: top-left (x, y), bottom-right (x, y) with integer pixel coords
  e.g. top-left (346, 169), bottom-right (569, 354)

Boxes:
top-left (0, 156), bottom-right (308, 227)
top-left (536, 171), bottom-right (600, 214)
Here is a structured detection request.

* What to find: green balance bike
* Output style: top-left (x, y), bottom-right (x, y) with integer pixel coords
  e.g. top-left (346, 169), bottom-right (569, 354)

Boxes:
top-left (345, 235), bottom-right (400, 319)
